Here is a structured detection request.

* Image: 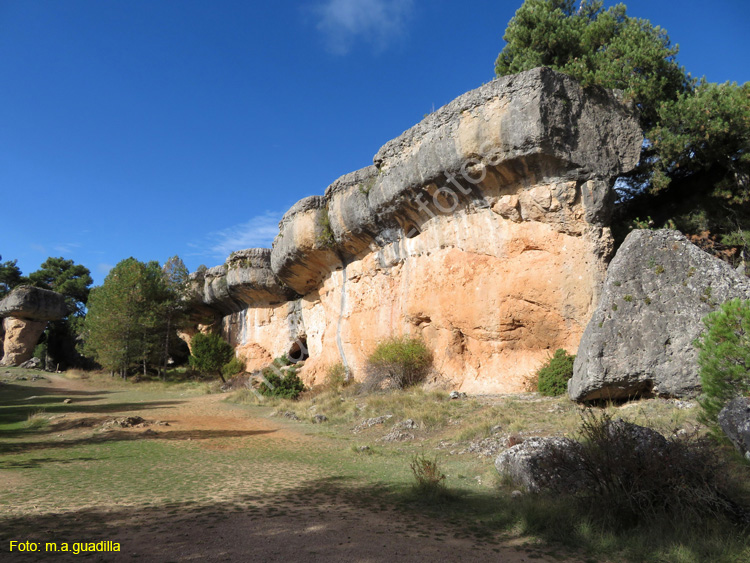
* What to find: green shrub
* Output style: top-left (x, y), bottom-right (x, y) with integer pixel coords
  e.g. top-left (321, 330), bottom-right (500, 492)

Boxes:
top-left (363, 336), bottom-right (432, 392)
top-left (316, 208), bottom-right (336, 248)
top-left (695, 298), bottom-right (750, 427)
top-left (273, 355), bottom-right (292, 367)
top-left (25, 409), bottom-right (50, 430)
top-left (221, 356), bottom-right (245, 379)
top-left (537, 349), bottom-right (575, 397)
top-left (409, 452), bottom-right (451, 502)
top-left (257, 365), bottom-right (306, 400)
top-left (537, 411), bottom-right (745, 528)
top-left (325, 362), bottom-right (350, 389)
top-left (189, 333), bottom-right (235, 383)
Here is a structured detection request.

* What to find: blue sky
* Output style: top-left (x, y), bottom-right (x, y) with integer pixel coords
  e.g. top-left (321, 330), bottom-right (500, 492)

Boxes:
top-left (2, 0), bottom-right (749, 285)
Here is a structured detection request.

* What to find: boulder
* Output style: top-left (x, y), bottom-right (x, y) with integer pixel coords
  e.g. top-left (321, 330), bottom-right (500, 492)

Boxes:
top-left (0, 286), bottom-right (70, 321)
top-left (569, 230), bottom-right (750, 401)
top-left (19, 357), bottom-right (42, 369)
top-left (718, 397), bottom-right (750, 461)
top-left (495, 420), bottom-right (668, 493)
top-left (604, 418), bottom-right (668, 452)
top-left (495, 437), bottom-right (583, 492)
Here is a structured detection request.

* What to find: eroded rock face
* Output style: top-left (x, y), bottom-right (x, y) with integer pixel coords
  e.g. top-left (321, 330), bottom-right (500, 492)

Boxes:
top-left (719, 398), bottom-right (750, 461)
top-left (184, 67), bottom-right (642, 392)
top-left (569, 230), bottom-right (750, 401)
top-left (0, 317), bottom-right (48, 366)
top-left (0, 286), bottom-right (70, 367)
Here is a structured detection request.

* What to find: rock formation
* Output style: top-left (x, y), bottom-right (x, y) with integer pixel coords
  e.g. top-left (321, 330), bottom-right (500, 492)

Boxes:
top-left (569, 230), bottom-right (750, 402)
top-left (719, 398), bottom-right (750, 461)
top-left (495, 420), bottom-right (670, 492)
top-left (0, 286), bottom-right (70, 366)
top-left (184, 67), bottom-right (642, 392)
top-left (495, 436), bottom-right (582, 492)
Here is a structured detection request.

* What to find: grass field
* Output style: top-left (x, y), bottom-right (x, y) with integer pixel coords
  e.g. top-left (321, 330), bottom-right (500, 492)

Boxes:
top-left (1, 367), bottom-right (748, 562)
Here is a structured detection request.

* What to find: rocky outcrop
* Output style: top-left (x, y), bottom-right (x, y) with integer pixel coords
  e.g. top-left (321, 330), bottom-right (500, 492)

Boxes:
top-left (719, 398), bottom-right (750, 461)
top-left (495, 421), bottom-right (671, 493)
top-left (569, 230), bottom-right (750, 402)
top-left (495, 437), bottom-right (583, 492)
top-left (183, 67), bottom-right (642, 392)
top-left (0, 286), bottom-right (70, 320)
top-left (0, 286), bottom-right (70, 366)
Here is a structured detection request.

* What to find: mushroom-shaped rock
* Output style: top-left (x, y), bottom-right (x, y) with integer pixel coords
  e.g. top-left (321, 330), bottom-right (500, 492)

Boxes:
top-left (225, 248), bottom-right (297, 306)
top-left (0, 286), bottom-right (70, 321)
top-left (368, 67), bottom-right (641, 231)
top-left (0, 286), bottom-right (70, 366)
top-left (271, 197), bottom-right (343, 295)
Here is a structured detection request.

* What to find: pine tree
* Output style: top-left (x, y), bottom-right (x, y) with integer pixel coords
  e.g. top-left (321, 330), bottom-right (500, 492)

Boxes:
top-left (27, 257), bottom-right (93, 314)
top-left (0, 255), bottom-right (24, 297)
top-left (84, 257), bottom-right (191, 378)
top-left (189, 332), bottom-right (234, 383)
top-left (84, 258), bottom-right (148, 377)
top-left (696, 298), bottom-right (750, 428)
top-left (159, 256), bottom-right (189, 376)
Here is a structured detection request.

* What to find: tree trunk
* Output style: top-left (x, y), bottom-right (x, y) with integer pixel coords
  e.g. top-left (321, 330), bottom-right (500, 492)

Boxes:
top-left (162, 315), bottom-right (171, 380)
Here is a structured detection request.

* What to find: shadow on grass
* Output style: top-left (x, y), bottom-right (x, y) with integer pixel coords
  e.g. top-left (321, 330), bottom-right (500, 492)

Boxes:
top-left (1, 382), bottom-right (112, 400)
top-left (0, 456), bottom-right (101, 469)
top-left (0, 382), bottom-right (187, 428)
top-left (1, 476), bottom-right (747, 562)
top-left (0, 428), bottom-right (277, 456)
top-left (0, 476), bottom-right (534, 563)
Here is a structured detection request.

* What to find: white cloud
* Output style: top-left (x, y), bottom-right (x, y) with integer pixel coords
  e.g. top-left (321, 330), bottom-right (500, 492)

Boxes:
top-left (53, 242), bottom-right (82, 255)
top-left (190, 211), bottom-right (283, 261)
top-left (314, 0), bottom-right (414, 54)
top-left (97, 263), bottom-right (114, 276)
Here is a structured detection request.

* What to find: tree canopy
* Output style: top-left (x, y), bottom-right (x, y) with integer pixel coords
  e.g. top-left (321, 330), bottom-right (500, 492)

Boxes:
top-left (0, 256), bottom-right (23, 298)
top-left (495, 0), bottom-right (689, 130)
top-left (84, 257), bottom-right (189, 377)
top-left (26, 257), bottom-right (93, 315)
top-left (189, 332), bottom-right (235, 383)
top-left (495, 0), bottom-right (750, 262)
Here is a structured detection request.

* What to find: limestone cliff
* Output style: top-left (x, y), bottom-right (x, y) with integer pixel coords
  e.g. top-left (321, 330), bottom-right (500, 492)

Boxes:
top-left (183, 68), bottom-right (642, 393)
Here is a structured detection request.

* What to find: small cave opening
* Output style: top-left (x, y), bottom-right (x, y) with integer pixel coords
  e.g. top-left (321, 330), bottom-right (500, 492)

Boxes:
top-left (287, 337), bottom-right (309, 363)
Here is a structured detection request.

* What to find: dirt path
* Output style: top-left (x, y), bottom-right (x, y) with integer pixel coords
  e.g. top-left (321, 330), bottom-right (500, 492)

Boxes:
top-left (2, 376), bottom-right (581, 562)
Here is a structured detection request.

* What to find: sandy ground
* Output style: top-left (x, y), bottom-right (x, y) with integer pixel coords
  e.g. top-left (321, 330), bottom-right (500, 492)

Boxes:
top-left (1, 375), bottom-right (582, 563)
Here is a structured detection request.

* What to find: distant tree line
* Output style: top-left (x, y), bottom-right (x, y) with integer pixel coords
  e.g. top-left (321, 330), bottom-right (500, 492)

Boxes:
top-left (1, 253), bottom-right (200, 377)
